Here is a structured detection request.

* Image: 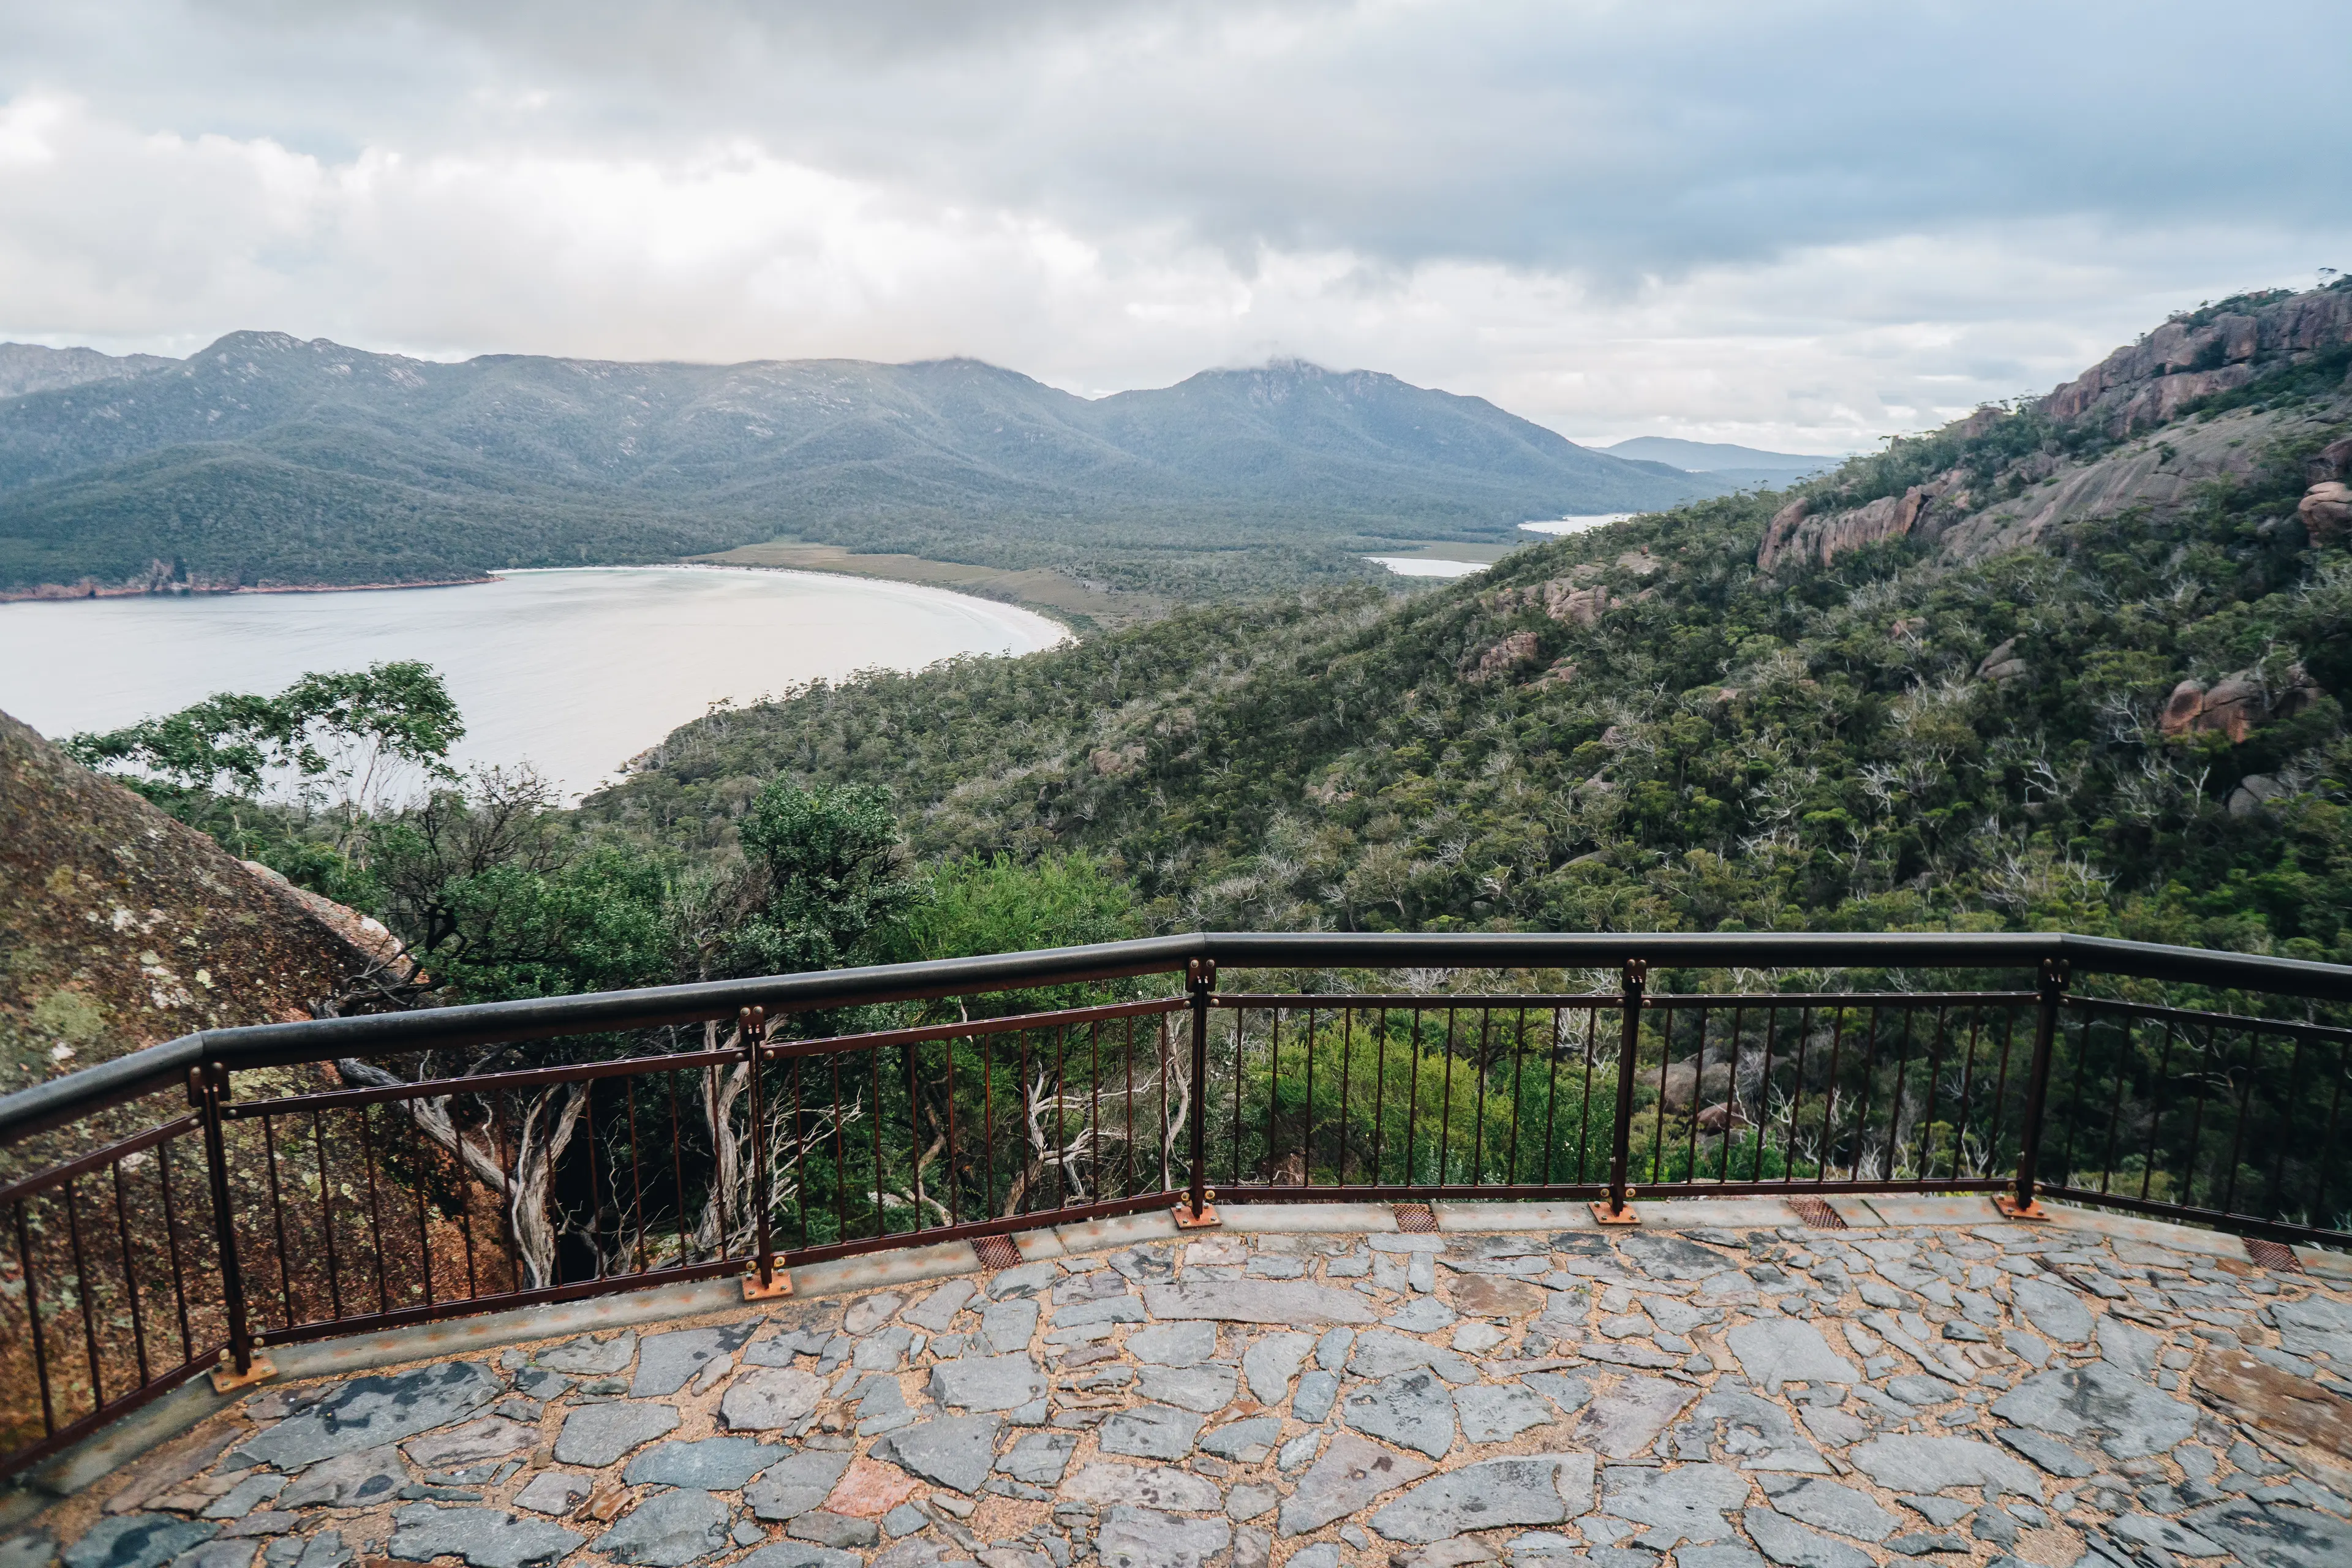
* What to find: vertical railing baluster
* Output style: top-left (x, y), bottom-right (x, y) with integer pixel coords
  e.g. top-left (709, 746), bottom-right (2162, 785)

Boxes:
top-left (1539, 1007), bottom-right (1563, 1187)
top-left (744, 1008), bottom-right (775, 1291)
top-left (1913, 1007), bottom-right (1946, 1182)
top-left (624, 1079), bottom-right (647, 1274)
top-left (1470, 1007), bottom-right (1493, 1186)
top-left (259, 1115), bottom-right (295, 1328)
top-left (1266, 1008), bottom-right (1282, 1185)
top-left (157, 1139), bottom-right (195, 1360)
top-left (2097, 1015), bottom-right (2135, 1196)
top-left (1853, 1008), bottom-right (1884, 1180)
top-left (2139, 1020), bottom-right (2176, 1203)
top-left (2220, 1029), bottom-right (2260, 1216)
top-left (195, 1063), bottom-right (259, 1379)
top-left (1602, 960), bottom-right (1646, 1218)
top-left (1183, 957), bottom-right (1214, 1221)
top-left (14, 1199), bottom-right (55, 1434)
top-left (1950, 1011), bottom-right (1983, 1181)
top-left (1305, 1008), bottom-right (1319, 1189)
top-left (2054, 1009), bottom-right (2095, 1194)
top-left (2313, 1045), bottom-right (2348, 1229)
top-left (108, 1158), bottom-right (151, 1384)
top-left (2004, 958), bottom-right (2068, 1217)
top-left (1404, 1006), bottom-right (1423, 1186)
top-left (1340, 1008), bottom-right (1358, 1186)
top-left (1649, 1003), bottom-right (1670, 1185)
top-left (907, 1036), bottom-right (925, 1234)
top-left (2266, 1032), bottom-right (2308, 1220)
top-left (871, 1042), bottom-right (886, 1236)
top-left (309, 1113), bottom-right (341, 1321)
top-left (1577, 1006), bottom-right (1597, 1182)
top-left (1232, 1006), bottom-right (1251, 1189)
top-left (830, 1054), bottom-right (849, 1239)
top-left (1874, 1008), bottom-right (1907, 1181)
top-left (793, 1055), bottom-right (811, 1251)
top-left (1504, 1006), bottom-right (1526, 1186)
top-left (1749, 1005), bottom-right (1776, 1183)
top-left (1821, 1008), bottom-right (1849, 1178)
top-left (62, 1176), bottom-right (104, 1408)
top-left (1986, 1006), bottom-right (2019, 1169)
top-left (664, 1072), bottom-right (688, 1268)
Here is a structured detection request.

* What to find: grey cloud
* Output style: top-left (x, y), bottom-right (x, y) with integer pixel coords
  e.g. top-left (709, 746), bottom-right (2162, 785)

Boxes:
top-left (20, 0), bottom-right (2333, 281)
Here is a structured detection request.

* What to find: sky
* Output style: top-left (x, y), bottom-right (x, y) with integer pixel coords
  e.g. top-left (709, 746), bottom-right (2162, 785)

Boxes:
top-left (0, 1), bottom-right (2343, 452)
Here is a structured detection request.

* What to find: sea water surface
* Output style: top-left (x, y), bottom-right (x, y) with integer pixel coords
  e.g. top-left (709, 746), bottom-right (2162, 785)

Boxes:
top-left (0, 567), bottom-right (1066, 800)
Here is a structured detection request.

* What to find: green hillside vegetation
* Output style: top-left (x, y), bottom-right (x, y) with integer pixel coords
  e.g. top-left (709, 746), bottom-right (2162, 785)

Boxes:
top-left (584, 282), bottom-right (2352, 957)
top-left (0, 339), bottom-right (1720, 606)
top-left (48, 281), bottom-right (2352, 982)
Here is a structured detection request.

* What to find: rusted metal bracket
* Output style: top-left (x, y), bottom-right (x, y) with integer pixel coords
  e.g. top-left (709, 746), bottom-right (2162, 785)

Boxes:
top-left (209, 1349), bottom-right (277, 1393)
top-left (742, 1259), bottom-right (794, 1300)
top-left (1172, 1190), bottom-right (1222, 1229)
top-left (1993, 1194), bottom-right (2049, 1221)
top-left (1590, 1189), bottom-right (1640, 1226)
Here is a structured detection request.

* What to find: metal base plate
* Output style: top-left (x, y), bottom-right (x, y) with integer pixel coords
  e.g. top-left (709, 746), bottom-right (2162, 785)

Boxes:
top-left (210, 1352), bottom-right (277, 1393)
top-left (1172, 1202), bottom-right (1222, 1229)
top-left (1993, 1194), bottom-right (2048, 1221)
top-left (1590, 1200), bottom-right (1640, 1226)
top-left (742, 1263), bottom-right (794, 1300)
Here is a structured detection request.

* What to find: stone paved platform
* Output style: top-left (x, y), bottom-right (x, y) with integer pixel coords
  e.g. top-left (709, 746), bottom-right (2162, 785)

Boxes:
top-left (13, 1197), bottom-right (2352, 1568)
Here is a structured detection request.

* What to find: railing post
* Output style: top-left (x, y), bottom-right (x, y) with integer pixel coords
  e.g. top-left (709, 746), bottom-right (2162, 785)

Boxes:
top-left (2000, 957), bottom-right (2068, 1220)
top-left (1175, 958), bottom-right (1219, 1227)
top-left (740, 1007), bottom-right (790, 1298)
top-left (194, 1063), bottom-right (271, 1389)
top-left (1596, 959), bottom-right (1646, 1225)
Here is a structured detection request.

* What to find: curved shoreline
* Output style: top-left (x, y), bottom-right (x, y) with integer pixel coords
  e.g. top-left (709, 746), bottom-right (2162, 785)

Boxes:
top-left (0, 566), bottom-right (1069, 801)
top-left (0, 574), bottom-right (493, 605)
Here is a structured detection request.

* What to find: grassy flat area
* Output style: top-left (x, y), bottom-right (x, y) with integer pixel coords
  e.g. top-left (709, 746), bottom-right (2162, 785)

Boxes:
top-left (690, 541), bottom-right (1158, 631)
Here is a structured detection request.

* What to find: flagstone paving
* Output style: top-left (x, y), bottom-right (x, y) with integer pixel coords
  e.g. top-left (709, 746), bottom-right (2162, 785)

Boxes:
top-left (16, 1208), bottom-right (2352, 1568)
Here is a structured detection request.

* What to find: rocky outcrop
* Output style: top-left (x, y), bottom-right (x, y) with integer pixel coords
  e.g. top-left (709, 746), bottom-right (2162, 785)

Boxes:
top-left (1464, 631), bottom-right (1541, 682)
top-left (0, 708), bottom-right (401, 1082)
top-left (2158, 666), bottom-right (2321, 744)
top-left (2040, 288), bottom-right (2352, 436)
top-left (1757, 469), bottom-right (1971, 571)
top-left (2304, 483), bottom-right (2352, 545)
top-left (1976, 638), bottom-right (2029, 683)
top-left (1762, 285), bottom-right (2352, 575)
top-left (1489, 572), bottom-right (1613, 628)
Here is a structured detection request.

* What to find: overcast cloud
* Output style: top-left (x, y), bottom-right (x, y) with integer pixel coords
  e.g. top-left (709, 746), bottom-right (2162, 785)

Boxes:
top-left (0, 0), bottom-right (2342, 449)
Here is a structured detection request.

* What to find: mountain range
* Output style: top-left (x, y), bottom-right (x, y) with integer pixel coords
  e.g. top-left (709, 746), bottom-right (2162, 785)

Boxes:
top-left (0, 336), bottom-right (1727, 605)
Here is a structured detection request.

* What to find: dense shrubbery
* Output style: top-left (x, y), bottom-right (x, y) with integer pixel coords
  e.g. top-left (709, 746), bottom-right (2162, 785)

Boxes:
top-left (594, 404), bottom-right (2352, 962)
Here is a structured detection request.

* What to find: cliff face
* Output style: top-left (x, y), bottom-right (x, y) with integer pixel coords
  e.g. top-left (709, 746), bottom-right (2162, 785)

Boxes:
top-left (0, 709), bottom-right (397, 1093)
top-left (1758, 283), bottom-right (2352, 574)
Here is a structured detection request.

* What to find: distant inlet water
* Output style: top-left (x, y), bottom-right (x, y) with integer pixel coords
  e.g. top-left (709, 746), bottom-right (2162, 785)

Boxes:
top-left (0, 567), bottom-right (1067, 801)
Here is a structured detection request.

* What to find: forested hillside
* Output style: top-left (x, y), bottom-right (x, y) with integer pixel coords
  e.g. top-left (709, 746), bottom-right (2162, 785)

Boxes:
top-left (0, 338), bottom-right (1718, 604)
top-left (591, 281), bottom-right (2352, 956)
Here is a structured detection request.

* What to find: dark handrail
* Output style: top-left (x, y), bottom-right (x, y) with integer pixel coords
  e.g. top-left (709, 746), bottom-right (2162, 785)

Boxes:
top-left (9, 930), bottom-right (2352, 1148)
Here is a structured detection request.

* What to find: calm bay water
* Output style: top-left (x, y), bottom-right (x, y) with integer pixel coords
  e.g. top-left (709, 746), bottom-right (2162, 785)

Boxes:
top-left (0, 567), bottom-right (1066, 800)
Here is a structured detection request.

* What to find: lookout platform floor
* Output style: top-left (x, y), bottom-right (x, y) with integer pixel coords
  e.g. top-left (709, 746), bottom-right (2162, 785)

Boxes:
top-left (11, 1195), bottom-right (2352, 1568)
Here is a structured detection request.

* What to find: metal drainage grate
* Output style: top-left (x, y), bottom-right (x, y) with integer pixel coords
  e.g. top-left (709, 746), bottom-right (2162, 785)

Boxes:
top-left (1789, 1196), bottom-right (1849, 1230)
top-left (1393, 1204), bottom-right (1441, 1234)
top-left (2244, 1238), bottom-right (2304, 1273)
top-left (973, 1233), bottom-right (1023, 1271)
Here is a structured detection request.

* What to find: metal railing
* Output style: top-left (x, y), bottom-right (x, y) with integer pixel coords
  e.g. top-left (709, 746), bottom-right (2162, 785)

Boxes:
top-left (2, 929), bottom-right (2350, 1483)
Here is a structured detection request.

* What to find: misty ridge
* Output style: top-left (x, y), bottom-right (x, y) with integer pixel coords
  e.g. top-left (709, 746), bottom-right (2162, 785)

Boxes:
top-left (0, 334), bottom-right (1735, 606)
